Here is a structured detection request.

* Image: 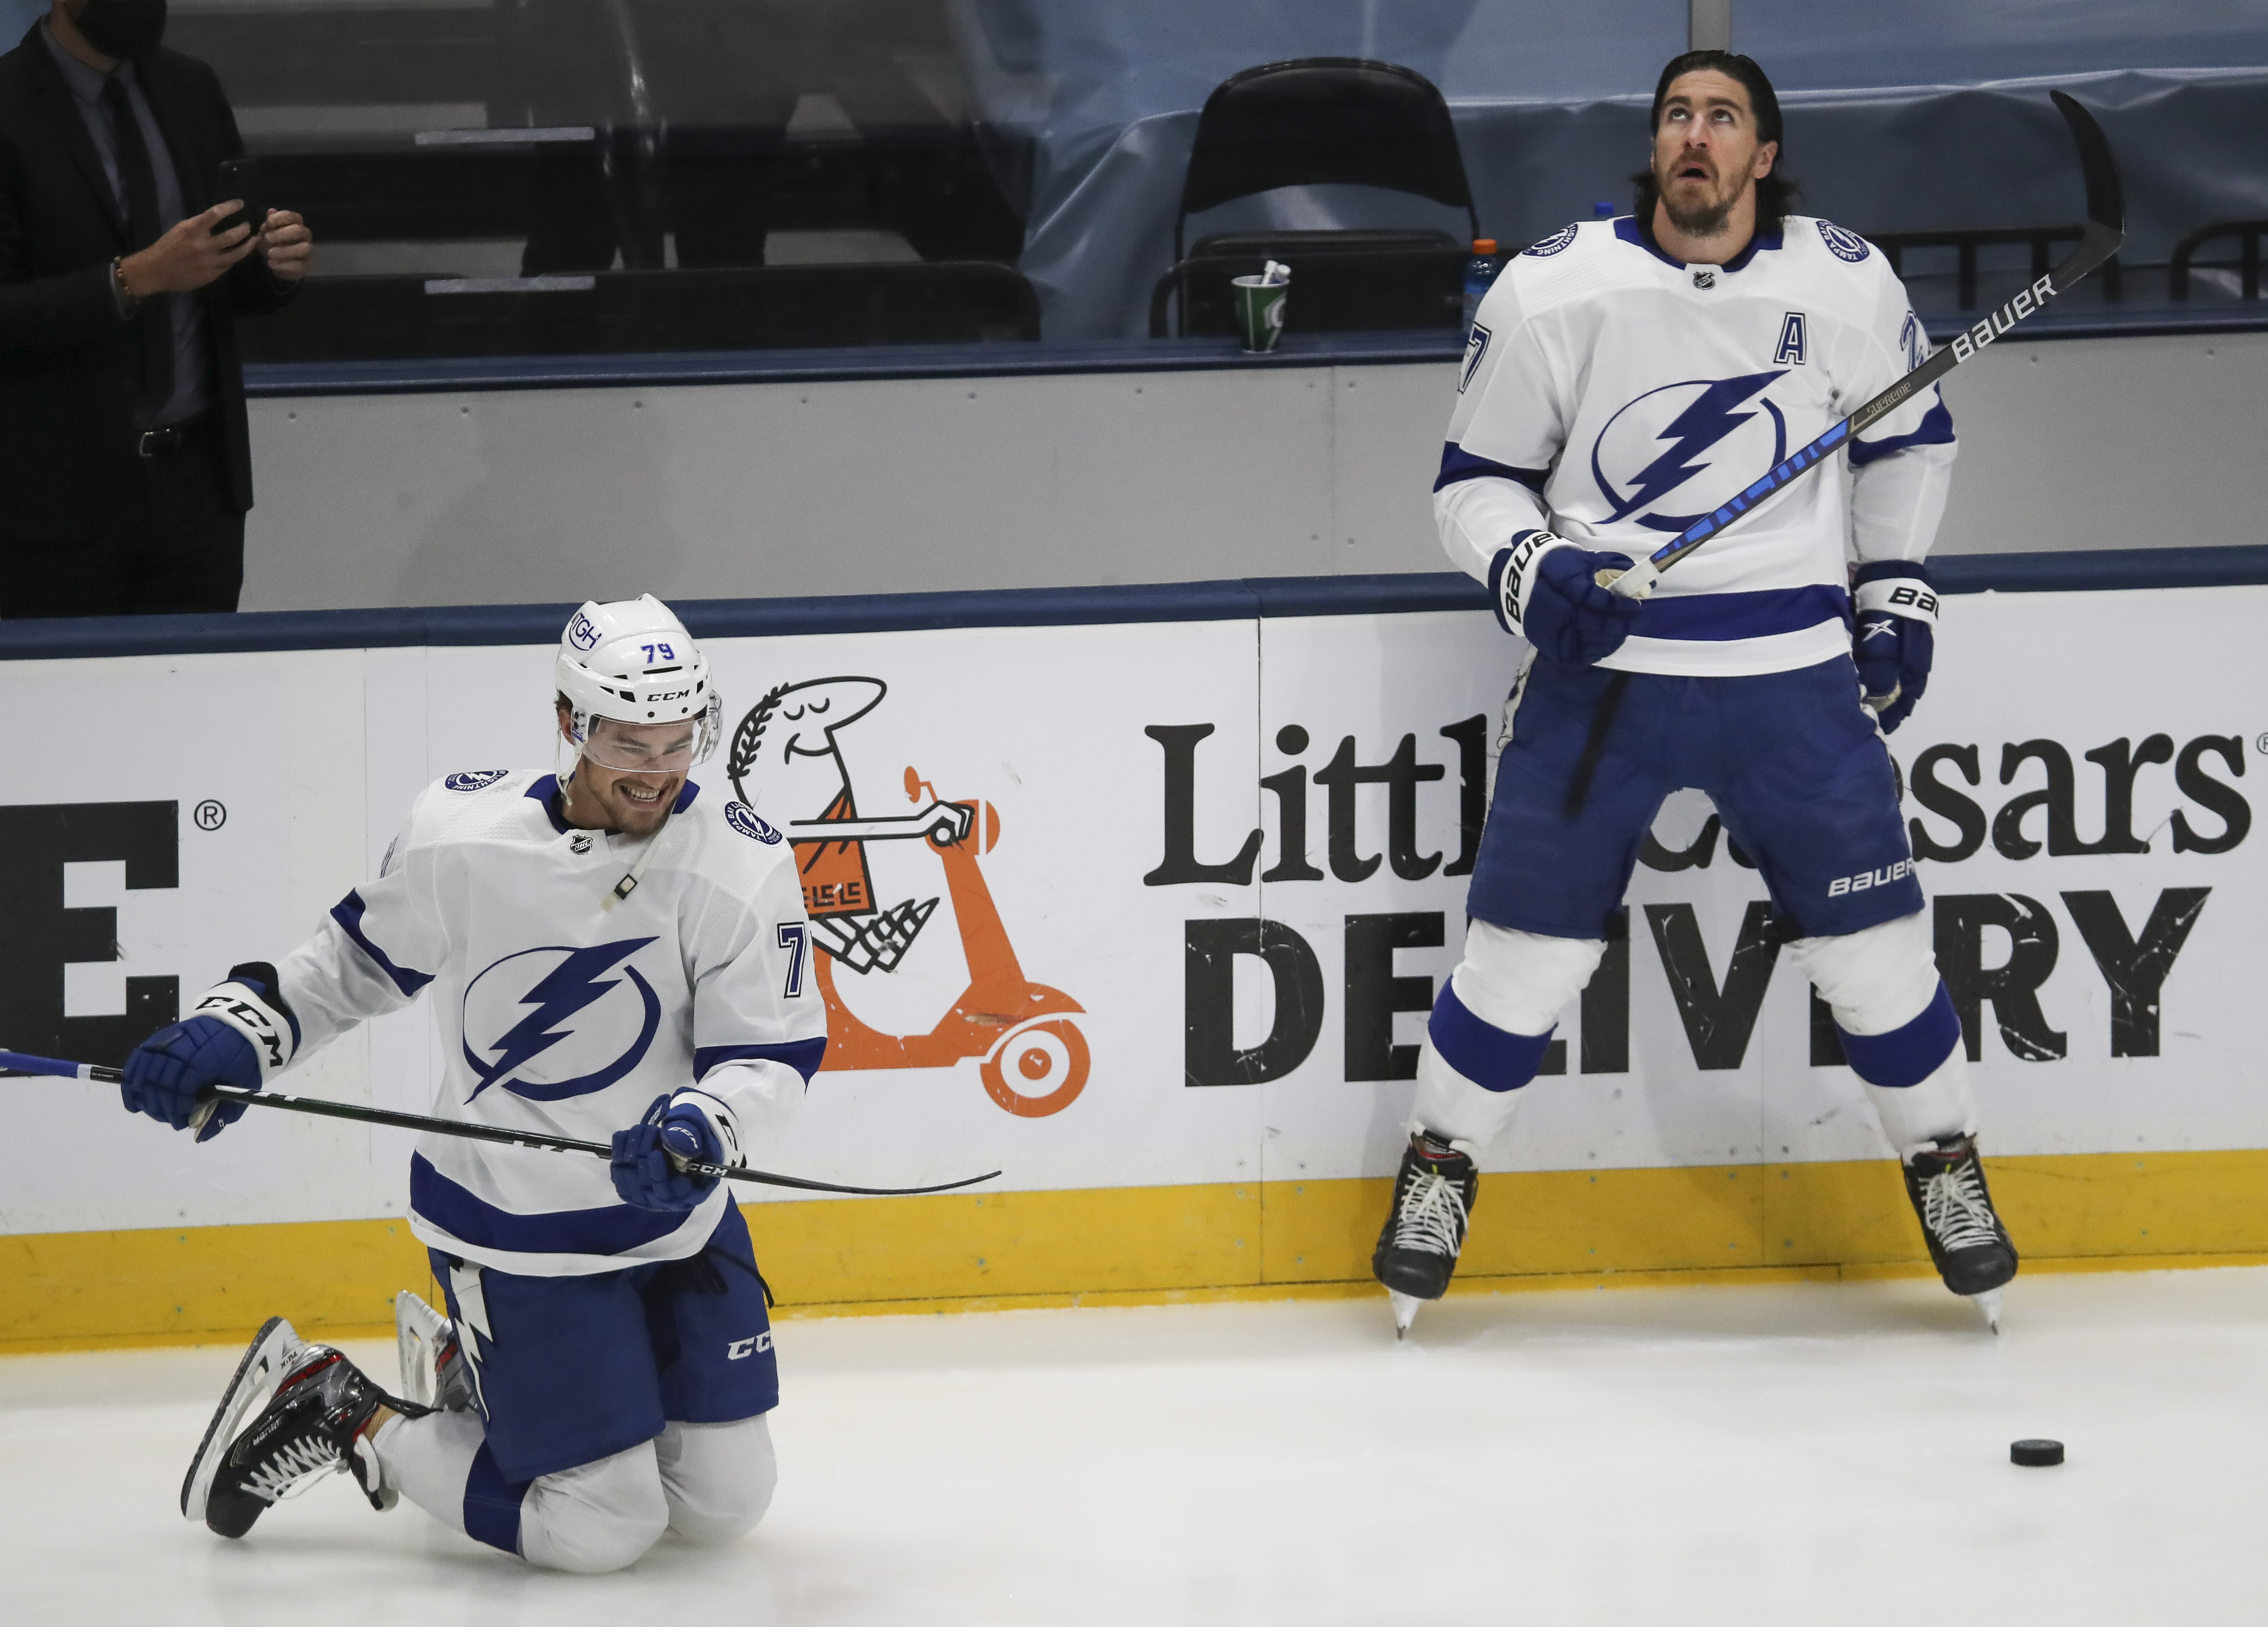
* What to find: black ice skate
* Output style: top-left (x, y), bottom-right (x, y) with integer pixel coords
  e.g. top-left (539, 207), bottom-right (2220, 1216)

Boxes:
top-left (182, 1328), bottom-right (424, 1538)
top-left (1902, 1134), bottom-right (2019, 1332)
top-left (1372, 1131), bottom-right (1479, 1339)
top-left (395, 1289), bottom-right (479, 1413)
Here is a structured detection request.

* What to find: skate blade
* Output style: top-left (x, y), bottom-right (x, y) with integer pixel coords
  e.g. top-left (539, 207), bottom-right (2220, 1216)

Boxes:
top-left (394, 1289), bottom-right (444, 1411)
top-left (1974, 1288), bottom-right (2003, 1334)
top-left (1389, 1291), bottom-right (1423, 1340)
top-left (180, 1316), bottom-right (301, 1523)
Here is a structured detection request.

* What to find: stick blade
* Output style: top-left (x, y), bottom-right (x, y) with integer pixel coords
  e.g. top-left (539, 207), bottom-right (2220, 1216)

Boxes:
top-left (2049, 90), bottom-right (2125, 240)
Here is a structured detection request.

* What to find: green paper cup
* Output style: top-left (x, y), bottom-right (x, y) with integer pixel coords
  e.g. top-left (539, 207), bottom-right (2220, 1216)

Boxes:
top-left (1232, 274), bottom-right (1287, 353)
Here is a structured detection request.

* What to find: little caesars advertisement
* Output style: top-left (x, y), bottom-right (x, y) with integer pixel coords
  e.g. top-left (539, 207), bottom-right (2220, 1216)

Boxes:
top-left (1, 584), bottom-right (2261, 1235)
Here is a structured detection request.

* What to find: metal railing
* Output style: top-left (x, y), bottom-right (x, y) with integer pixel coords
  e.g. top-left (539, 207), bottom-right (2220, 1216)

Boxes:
top-left (1869, 225), bottom-right (2122, 307)
top-left (2170, 220), bottom-right (2267, 300)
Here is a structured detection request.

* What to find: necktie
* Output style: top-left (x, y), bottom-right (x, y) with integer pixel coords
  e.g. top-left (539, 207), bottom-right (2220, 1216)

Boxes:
top-left (101, 74), bottom-right (173, 416)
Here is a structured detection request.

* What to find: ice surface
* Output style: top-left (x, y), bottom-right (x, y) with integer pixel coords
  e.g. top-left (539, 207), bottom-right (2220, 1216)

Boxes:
top-left (5, 1268), bottom-right (2265, 1625)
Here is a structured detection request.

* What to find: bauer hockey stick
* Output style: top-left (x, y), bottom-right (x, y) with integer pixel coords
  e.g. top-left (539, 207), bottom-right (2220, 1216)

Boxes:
top-left (0, 1048), bottom-right (1000, 1197)
top-left (1604, 89), bottom-right (2125, 602)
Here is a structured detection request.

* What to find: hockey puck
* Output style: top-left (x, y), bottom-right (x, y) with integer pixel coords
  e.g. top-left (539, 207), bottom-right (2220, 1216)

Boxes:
top-left (2011, 1439), bottom-right (2064, 1467)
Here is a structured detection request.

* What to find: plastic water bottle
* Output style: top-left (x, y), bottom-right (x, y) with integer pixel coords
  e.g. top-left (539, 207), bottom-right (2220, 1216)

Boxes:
top-left (1463, 237), bottom-right (1500, 333)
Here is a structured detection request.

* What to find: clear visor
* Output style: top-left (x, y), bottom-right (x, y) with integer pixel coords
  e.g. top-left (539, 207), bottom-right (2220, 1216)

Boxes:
top-left (577, 707), bottom-right (715, 775)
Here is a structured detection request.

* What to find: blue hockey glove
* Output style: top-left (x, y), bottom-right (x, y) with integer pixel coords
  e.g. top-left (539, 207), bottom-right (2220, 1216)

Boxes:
top-left (1489, 531), bottom-right (1641, 668)
top-left (611, 1091), bottom-right (731, 1212)
top-left (120, 964), bottom-right (300, 1141)
top-left (1852, 561), bottom-right (1938, 733)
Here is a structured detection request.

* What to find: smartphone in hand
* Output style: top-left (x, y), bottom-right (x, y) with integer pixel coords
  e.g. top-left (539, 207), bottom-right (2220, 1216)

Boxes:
top-left (213, 157), bottom-right (264, 240)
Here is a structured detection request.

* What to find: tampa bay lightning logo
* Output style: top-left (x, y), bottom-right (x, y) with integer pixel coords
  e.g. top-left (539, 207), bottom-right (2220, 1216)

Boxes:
top-left (725, 801), bottom-right (782, 844)
top-left (1590, 371), bottom-right (1788, 532)
top-left (444, 769), bottom-right (510, 793)
top-left (1523, 224), bottom-right (1577, 257)
top-left (1817, 220), bottom-right (1870, 262)
top-left (460, 937), bottom-right (661, 1102)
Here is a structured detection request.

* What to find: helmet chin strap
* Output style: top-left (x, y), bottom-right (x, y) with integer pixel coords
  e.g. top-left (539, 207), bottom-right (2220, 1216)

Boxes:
top-left (600, 800), bottom-right (677, 912)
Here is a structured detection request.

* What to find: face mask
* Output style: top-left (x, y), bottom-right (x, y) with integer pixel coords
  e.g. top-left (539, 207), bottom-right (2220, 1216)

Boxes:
top-left (74, 0), bottom-right (168, 61)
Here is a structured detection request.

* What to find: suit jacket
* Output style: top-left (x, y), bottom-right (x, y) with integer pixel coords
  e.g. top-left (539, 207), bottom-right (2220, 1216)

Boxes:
top-left (0, 24), bottom-right (292, 540)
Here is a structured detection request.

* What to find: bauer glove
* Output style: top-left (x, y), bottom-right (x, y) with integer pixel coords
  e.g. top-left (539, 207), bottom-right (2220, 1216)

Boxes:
top-left (611, 1090), bottom-right (736, 1212)
top-left (120, 964), bottom-right (299, 1141)
top-left (1851, 561), bottom-right (1939, 733)
top-left (1490, 531), bottom-right (1641, 668)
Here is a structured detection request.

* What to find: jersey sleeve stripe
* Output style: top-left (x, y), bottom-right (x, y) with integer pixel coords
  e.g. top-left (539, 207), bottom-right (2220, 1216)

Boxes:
top-left (411, 1153), bottom-right (692, 1255)
top-left (330, 890), bottom-right (436, 996)
top-left (1849, 398), bottom-right (1956, 467)
top-left (694, 1038), bottom-right (828, 1084)
top-left (1638, 583), bottom-right (1851, 641)
top-left (1434, 443), bottom-right (1549, 494)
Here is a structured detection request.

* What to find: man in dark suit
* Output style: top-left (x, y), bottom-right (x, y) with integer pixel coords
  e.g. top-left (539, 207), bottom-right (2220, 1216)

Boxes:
top-left (0, 0), bottom-right (315, 617)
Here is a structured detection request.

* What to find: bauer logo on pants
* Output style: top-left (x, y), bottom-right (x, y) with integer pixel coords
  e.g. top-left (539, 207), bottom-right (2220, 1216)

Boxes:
top-left (726, 678), bottom-right (1090, 1118)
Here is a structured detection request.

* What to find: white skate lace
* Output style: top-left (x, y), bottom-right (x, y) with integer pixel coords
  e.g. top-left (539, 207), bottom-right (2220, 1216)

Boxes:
top-left (243, 1432), bottom-right (345, 1504)
top-left (1919, 1160), bottom-right (2000, 1254)
top-left (1390, 1167), bottom-right (1469, 1259)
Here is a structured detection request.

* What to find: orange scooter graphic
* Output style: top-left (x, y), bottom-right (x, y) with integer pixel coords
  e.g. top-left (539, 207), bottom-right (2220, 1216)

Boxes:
top-left (796, 766), bottom-right (1089, 1118)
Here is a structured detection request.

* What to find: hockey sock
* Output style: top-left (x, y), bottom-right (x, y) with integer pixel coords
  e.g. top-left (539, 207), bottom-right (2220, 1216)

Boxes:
top-left (1839, 984), bottom-right (1978, 1159)
top-left (369, 1409), bottom-right (490, 1543)
top-left (1409, 985), bottom-right (1556, 1148)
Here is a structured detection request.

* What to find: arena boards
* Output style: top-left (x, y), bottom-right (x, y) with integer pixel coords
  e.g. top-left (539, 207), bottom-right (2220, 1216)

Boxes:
top-left (3, 574), bottom-right (2264, 1348)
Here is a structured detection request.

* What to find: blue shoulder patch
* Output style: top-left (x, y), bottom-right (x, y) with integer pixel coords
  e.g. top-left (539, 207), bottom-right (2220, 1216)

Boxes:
top-left (444, 770), bottom-right (511, 792)
top-left (1522, 224), bottom-right (1578, 258)
top-left (1817, 221), bottom-right (1871, 263)
top-left (724, 801), bottom-right (782, 845)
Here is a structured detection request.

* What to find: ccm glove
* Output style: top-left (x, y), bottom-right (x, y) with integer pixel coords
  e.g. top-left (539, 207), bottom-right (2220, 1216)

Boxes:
top-left (1851, 561), bottom-right (1938, 733)
top-left (1489, 530), bottom-right (1641, 668)
top-left (120, 963), bottom-right (299, 1141)
top-left (611, 1090), bottom-right (738, 1212)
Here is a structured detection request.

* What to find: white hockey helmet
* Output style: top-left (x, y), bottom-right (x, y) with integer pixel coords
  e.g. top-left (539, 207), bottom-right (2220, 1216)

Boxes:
top-left (555, 594), bottom-right (722, 767)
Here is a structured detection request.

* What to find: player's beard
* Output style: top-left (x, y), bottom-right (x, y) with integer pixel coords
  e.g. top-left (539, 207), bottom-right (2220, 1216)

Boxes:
top-left (566, 764), bottom-right (680, 835)
top-left (1656, 157), bottom-right (1740, 239)
top-left (604, 776), bottom-right (677, 836)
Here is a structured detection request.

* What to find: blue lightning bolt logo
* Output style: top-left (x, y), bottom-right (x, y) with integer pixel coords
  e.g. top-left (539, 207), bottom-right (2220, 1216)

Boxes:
top-left (1593, 371), bottom-right (1786, 529)
top-left (462, 938), bottom-right (662, 1102)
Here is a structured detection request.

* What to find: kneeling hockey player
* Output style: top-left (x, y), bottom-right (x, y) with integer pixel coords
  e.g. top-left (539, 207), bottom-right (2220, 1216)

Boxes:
top-left (1374, 51), bottom-right (2017, 1332)
top-left (120, 595), bottom-right (826, 1571)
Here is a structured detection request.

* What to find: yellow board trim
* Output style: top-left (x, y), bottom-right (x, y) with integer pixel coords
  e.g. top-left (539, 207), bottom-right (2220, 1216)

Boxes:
top-left (7, 1150), bottom-right (2268, 1354)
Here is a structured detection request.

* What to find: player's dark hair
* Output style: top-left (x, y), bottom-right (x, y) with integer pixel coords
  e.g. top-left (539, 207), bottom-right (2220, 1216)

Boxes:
top-left (1630, 50), bottom-right (1799, 234)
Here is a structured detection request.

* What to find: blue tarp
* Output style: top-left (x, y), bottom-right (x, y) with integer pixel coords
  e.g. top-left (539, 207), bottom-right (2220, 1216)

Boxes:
top-left (955, 0), bottom-right (2268, 337)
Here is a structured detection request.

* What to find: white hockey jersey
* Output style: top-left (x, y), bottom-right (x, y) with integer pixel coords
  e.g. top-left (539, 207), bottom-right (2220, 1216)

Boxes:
top-left (274, 769), bottom-right (825, 1278)
top-left (1439, 214), bottom-right (1957, 676)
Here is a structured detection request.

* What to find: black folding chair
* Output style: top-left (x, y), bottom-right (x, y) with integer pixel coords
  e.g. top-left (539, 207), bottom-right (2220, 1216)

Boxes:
top-left (1152, 58), bottom-right (1480, 338)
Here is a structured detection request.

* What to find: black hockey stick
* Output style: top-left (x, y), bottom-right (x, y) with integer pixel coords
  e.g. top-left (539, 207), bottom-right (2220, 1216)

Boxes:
top-left (1606, 89), bottom-right (2125, 602)
top-left (0, 1047), bottom-right (999, 1198)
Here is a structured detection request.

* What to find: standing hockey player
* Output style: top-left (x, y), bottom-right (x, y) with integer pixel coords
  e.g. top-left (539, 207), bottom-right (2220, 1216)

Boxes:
top-left (1374, 51), bottom-right (2016, 1334)
top-left (118, 594), bottom-right (827, 1571)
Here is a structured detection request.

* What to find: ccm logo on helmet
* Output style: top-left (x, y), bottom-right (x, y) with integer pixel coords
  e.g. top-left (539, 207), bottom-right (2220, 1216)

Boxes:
top-left (1828, 858), bottom-right (1914, 897)
top-left (648, 689), bottom-right (693, 702)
